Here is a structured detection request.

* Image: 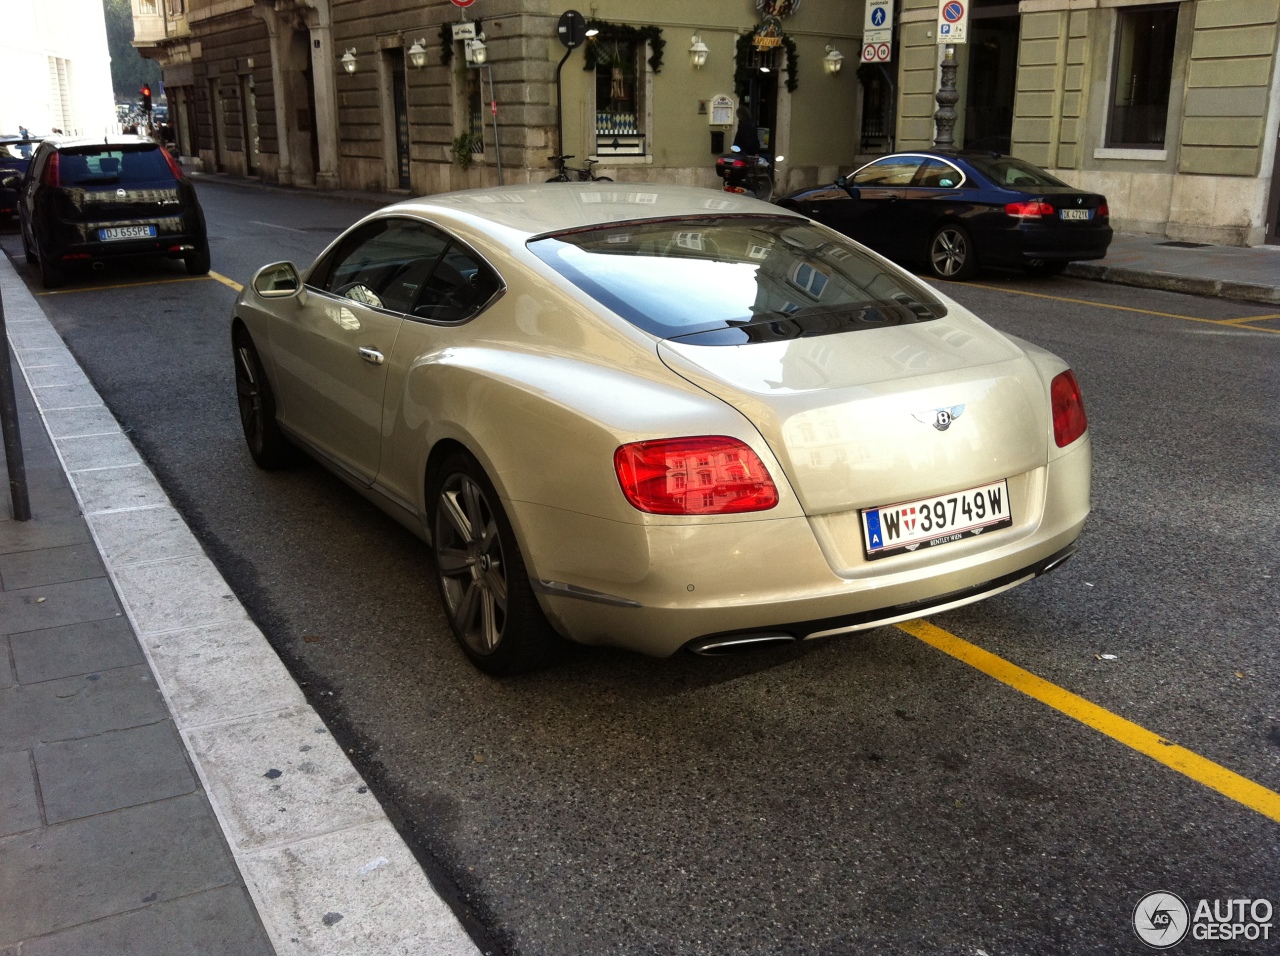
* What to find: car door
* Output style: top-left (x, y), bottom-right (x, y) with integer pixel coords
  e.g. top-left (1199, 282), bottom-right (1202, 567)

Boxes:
top-left (375, 233), bottom-right (505, 510)
top-left (820, 155), bottom-right (925, 258)
top-left (268, 216), bottom-right (448, 484)
top-left (893, 157), bottom-right (979, 260)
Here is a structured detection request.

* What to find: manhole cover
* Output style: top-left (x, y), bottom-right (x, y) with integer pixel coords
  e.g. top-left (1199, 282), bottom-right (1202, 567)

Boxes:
top-left (1157, 240), bottom-right (1211, 248)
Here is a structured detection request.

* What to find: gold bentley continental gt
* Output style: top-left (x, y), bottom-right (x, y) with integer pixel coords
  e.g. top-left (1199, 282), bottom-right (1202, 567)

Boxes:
top-left (232, 184), bottom-right (1090, 674)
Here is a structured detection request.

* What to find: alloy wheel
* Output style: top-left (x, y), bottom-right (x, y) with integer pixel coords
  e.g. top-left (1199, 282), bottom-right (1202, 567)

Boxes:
top-left (930, 228), bottom-right (969, 278)
top-left (234, 345), bottom-right (265, 452)
top-left (435, 473), bottom-right (509, 656)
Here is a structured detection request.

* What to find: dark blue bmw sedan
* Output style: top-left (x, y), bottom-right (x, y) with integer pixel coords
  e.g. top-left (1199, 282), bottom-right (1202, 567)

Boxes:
top-left (778, 151), bottom-right (1112, 281)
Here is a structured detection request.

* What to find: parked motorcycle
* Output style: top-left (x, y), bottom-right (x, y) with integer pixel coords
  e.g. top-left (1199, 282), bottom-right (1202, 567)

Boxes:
top-left (715, 145), bottom-right (784, 202)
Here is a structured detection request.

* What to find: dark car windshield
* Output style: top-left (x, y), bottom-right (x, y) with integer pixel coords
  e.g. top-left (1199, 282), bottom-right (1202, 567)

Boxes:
top-left (966, 156), bottom-right (1067, 189)
top-left (56, 146), bottom-right (174, 186)
top-left (527, 217), bottom-right (947, 344)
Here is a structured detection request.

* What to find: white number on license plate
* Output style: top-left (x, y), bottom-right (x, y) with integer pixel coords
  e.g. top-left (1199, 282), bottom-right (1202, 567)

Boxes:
top-left (1059, 209), bottom-right (1091, 221)
top-left (861, 479), bottom-right (1012, 560)
top-left (99, 225), bottom-right (157, 241)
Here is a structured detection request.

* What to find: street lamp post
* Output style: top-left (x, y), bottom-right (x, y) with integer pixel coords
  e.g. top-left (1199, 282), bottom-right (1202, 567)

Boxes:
top-left (933, 44), bottom-right (958, 149)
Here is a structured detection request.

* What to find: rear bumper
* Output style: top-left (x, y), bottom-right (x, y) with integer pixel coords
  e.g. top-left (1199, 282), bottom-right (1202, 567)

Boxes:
top-left (518, 438), bottom-right (1091, 657)
top-left (980, 220), bottom-right (1113, 266)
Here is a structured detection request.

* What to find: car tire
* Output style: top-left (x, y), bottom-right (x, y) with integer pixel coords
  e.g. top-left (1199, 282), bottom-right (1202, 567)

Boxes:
top-left (185, 243), bottom-right (211, 276)
top-left (926, 223), bottom-right (978, 281)
top-left (429, 452), bottom-right (564, 676)
top-left (21, 228), bottom-right (35, 265)
top-left (37, 249), bottom-right (63, 289)
top-left (232, 326), bottom-right (298, 470)
top-left (1024, 259), bottom-right (1067, 278)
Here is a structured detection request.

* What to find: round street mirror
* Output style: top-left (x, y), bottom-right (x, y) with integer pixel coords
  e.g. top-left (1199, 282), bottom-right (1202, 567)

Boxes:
top-left (557, 10), bottom-right (587, 49)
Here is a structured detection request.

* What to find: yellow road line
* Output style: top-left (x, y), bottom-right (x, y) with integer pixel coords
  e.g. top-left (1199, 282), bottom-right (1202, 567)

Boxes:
top-left (36, 275), bottom-right (210, 296)
top-left (896, 618), bottom-right (1280, 825)
top-left (209, 270), bottom-right (243, 292)
top-left (928, 277), bottom-right (1280, 333)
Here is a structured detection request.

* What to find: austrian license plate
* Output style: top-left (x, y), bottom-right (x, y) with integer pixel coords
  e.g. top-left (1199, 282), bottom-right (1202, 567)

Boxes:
top-left (1059, 208), bottom-right (1092, 221)
top-left (861, 479), bottom-right (1012, 560)
top-left (99, 225), bottom-right (157, 241)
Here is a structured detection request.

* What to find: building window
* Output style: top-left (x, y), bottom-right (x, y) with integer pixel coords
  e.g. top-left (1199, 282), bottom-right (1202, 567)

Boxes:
top-left (594, 39), bottom-right (646, 156)
top-left (137, 0), bottom-right (158, 14)
top-left (1106, 5), bottom-right (1179, 148)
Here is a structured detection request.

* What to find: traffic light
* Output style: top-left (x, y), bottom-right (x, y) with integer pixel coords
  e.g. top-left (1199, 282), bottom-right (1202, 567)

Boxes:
top-left (141, 85), bottom-right (152, 113)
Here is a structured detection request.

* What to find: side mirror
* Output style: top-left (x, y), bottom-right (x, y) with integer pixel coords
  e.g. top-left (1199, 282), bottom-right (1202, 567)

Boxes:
top-left (252, 261), bottom-right (301, 298)
top-left (730, 145), bottom-right (741, 153)
top-left (0, 174), bottom-right (19, 190)
top-left (774, 155), bottom-right (785, 163)
top-left (835, 176), bottom-right (860, 200)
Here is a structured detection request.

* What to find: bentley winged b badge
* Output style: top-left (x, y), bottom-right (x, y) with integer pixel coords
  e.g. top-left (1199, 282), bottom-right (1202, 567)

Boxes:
top-left (912, 404), bottom-right (966, 431)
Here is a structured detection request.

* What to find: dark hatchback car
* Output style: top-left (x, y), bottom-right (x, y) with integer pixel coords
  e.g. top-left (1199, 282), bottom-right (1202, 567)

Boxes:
top-left (779, 151), bottom-right (1112, 281)
top-left (12, 135), bottom-right (208, 288)
top-left (0, 136), bottom-right (39, 221)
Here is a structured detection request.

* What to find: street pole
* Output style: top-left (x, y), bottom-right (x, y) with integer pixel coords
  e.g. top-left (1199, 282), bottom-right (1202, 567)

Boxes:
top-left (0, 287), bottom-right (32, 521)
top-left (933, 44), bottom-right (958, 149)
top-left (486, 63), bottom-right (503, 185)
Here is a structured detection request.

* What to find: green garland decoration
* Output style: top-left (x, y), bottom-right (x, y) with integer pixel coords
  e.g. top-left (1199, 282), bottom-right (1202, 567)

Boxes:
top-left (582, 21), bottom-right (665, 74)
top-left (734, 32), bottom-right (799, 95)
top-left (439, 22), bottom-right (453, 67)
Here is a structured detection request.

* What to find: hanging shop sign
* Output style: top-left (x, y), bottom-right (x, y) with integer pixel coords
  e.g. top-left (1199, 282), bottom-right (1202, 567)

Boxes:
top-left (756, 0), bottom-right (801, 17)
top-left (753, 15), bottom-right (784, 50)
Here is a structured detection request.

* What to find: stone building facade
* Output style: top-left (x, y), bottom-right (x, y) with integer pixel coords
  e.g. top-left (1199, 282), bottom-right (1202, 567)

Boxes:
top-left (133, 0), bottom-right (865, 197)
top-left (893, 0), bottom-right (1280, 246)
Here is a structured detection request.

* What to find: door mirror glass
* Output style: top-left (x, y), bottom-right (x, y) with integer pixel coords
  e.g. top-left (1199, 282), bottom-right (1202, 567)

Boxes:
top-left (835, 175), bottom-right (848, 187)
top-left (252, 261), bottom-right (301, 297)
top-left (0, 174), bottom-right (19, 189)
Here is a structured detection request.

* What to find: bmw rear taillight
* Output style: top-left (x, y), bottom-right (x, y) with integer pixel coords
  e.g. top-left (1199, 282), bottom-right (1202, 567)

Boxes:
top-left (614, 437), bottom-right (779, 515)
top-left (161, 147), bottom-right (184, 180)
top-left (42, 152), bottom-right (60, 187)
top-left (1097, 202), bottom-right (1109, 218)
top-left (1005, 200), bottom-right (1054, 218)
top-left (1051, 370), bottom-right (1087, 447)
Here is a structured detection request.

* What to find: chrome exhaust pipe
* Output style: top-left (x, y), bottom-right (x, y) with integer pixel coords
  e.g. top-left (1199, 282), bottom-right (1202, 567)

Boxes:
top-left (1039, 546), bottom-right (1076, 576)
top-left (688, 633), bottom-right (796, 656)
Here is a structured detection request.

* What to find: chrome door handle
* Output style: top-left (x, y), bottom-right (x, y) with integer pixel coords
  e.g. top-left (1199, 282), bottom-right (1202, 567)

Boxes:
top-left (358, 346), bottom-right (385, 365)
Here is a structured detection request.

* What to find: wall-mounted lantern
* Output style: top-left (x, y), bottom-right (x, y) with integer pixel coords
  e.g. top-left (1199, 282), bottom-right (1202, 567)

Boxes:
top-left (689, 35), bottom-right (709, 69)
top-left (824, 44), bottom-right (844, 76)
top-left (465, 36), bottom-right (487, 66)
top-left (341, 48), bottom-right (357, 74)
top-left (407, 38), bottom-right (427, 69)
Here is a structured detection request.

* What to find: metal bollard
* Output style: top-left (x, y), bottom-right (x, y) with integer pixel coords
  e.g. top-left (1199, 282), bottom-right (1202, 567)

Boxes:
top-left (0, 285), bottom-right (32, 521)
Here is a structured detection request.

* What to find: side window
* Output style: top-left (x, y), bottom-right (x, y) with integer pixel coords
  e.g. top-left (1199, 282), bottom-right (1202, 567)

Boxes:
top-left (852, 156), bottom-right (925, 187)
top-left (312, 218), bottom-right (449, 314)
top-left (412, 243), bottom-right (501, 323)
top-left (910, 158), bottom-right (963, 189)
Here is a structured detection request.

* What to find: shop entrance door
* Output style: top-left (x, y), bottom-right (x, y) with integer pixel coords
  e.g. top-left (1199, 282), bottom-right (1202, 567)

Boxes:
top-left (964, 2), bottom-right (1020, 154)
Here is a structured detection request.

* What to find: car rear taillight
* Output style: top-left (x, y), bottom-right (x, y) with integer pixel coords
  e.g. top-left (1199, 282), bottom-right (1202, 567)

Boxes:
top-left (1051, 370), bottom-right (1088, 447)
top-left (614, 436), bottom-right (779, 515)
top-left (1097, 202), bottom-right (1109, 218)
top-left (42, 152), bottom-right (60, 187)
top-left (160, 147), bottom-right (184, 180)
top-left (1005, 200), bottom-right (1055, 218)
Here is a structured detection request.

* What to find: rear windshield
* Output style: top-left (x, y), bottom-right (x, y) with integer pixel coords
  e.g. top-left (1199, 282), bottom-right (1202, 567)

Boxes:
top-left (527, 217), bottom-right (947, 344)
top-left (56, 146), bottom-right (174, 186)
top-left (966, 156), bottom-right (1067, 189)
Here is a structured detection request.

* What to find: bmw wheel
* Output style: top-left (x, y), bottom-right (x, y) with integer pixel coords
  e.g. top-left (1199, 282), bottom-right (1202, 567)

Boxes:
top-left (430, 453), bottom-right (562, 675)
top-left (232, 326), bottom-right (297, 469)
top-left (926, 224), bottom-right (977, 281)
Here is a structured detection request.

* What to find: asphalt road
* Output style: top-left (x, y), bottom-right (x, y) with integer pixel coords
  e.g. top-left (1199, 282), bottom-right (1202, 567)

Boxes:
top-left (4, 178), bottom-right (1278, 955)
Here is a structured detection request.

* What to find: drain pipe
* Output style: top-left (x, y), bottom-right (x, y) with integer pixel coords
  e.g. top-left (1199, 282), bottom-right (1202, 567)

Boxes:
top-left (0, 287), bottom-right (31, 520)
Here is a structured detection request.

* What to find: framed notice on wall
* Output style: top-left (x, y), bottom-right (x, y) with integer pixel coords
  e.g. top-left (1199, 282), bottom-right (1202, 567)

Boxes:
top-left (709, 94), bottom-right (734, 126)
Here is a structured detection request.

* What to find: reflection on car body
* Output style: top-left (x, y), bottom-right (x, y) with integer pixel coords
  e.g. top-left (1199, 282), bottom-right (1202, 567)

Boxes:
top-left (232, 184), bottom-right (1090, 675)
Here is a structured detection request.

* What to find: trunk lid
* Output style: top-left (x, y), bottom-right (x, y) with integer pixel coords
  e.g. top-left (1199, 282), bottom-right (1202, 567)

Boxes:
top-left (658, 312), bottom-right (1049, 515)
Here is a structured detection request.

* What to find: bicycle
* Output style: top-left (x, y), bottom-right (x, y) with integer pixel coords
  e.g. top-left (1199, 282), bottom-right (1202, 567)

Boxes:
top-left (546, 155), bottom-right (614, 183)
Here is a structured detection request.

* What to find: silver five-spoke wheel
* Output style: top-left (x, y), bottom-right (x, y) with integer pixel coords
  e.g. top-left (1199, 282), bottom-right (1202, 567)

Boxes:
top-left (927, 224), bottom-right (977, 280)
